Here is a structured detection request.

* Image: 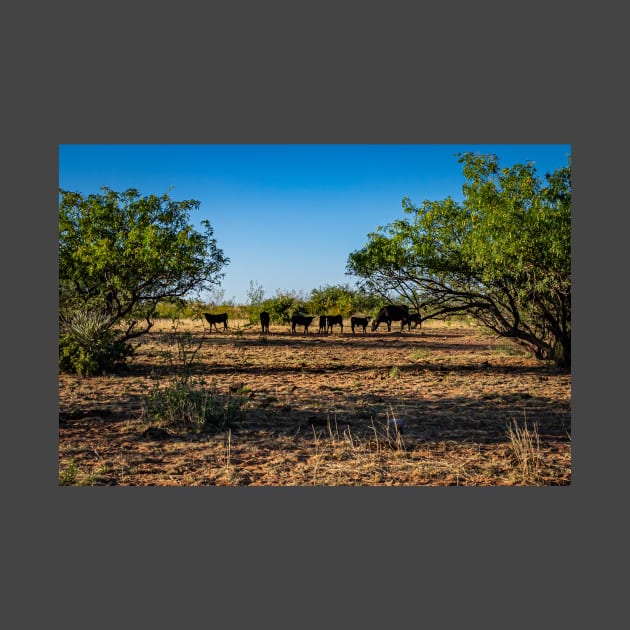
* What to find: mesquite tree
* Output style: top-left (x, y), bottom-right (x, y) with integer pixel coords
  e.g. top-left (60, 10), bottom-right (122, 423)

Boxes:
top-left (59, 187), bottom-right (228, 374)
top-left (347, 152), bottom-right (571, 368)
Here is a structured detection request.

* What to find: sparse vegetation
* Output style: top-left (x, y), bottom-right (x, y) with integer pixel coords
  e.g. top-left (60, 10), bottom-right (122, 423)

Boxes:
top-left (59, 458), bottom-right (79, 485)
top-left (141, 323), bottom-right (246, 433)
top-left (142, 377), bottom-right (246, 433)
top-left (507, 416), bottom-right (543, 484)
top-left (59, 319), bottom-right (571, 486)
top-left (409, 349), bottom-right (431, 361)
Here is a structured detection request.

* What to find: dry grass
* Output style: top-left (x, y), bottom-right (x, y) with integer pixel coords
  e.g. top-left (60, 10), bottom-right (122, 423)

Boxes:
top-left (59, 318), bottom-right (571, 486)
top-left (506, 415), bottom-right (543, 484)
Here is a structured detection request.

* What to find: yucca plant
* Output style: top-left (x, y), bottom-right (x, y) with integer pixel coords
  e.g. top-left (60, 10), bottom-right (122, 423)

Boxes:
top-left (59, 307), bottom-right (134, 376)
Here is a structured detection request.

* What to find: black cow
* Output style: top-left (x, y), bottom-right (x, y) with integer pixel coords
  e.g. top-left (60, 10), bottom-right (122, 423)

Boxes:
top-left (204, 312), bottom-right (228, 332)
top-left (326, 314), bottom-right (344, 334)
top-left (371, 304), bottom-right (410, 332)
top-left (260, 311), bottom-right (270, 334)
top-left (291, 314), bottom-right (315, 334)
top-left (407, 312), bottom-right (422, 329)
top-left (318, 315), bottom-right (328, 334)
top-left (350, 316), bottom-right (371, 334)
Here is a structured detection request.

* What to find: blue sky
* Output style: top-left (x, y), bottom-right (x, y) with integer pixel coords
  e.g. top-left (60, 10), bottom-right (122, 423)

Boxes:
top-left (58, 144), bottom-right (571, 305)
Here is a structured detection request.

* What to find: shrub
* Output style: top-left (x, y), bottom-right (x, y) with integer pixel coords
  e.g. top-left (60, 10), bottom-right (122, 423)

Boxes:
top-left (59, 308), bottom-right (134, 376)
top-left (142, 377), bottom-right (246, 433)
top-left (59, 459), bottom-right (79, 485)
top-left (307, 284), bottom-right (386, 318)
top-left (247, 291), bottom-right (309, 325)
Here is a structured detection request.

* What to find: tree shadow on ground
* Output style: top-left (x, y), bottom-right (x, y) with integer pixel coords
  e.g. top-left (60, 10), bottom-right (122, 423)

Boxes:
top-left (122, 358), bottom-right (564, 380)
top-left (59, 378), bottom-right (570, 447)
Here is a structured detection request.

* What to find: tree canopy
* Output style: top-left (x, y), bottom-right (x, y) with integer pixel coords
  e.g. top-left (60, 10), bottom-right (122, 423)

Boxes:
top-left (59, 187), bottom-right (228, 373)
top-left (347, 152), bottom-right (571, 368)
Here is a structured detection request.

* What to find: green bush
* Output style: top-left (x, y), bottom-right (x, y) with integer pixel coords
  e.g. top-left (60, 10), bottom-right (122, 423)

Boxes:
top-left (59, 309), bottom-right (134, 375)
top-left (155, 299), bottom-right (190, 319)
top-left (246, 291), bottom-right (309, 325)
top-left (142, 377), bottom-right (245, 433)
top-left (59, 333), bottom-right (134, 376)
top-left (307, 284), bottom-right (384, 317)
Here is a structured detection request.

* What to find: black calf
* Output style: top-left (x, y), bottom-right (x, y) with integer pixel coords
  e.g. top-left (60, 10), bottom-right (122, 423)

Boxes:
top-left (350, 316), bottom-right (371, 334)
top-left (260, 311), bottom-right (270, 334)
top-left (326, 314), bottom-right (344, 334)
top-left (319, 315), bottom-right (328, 334)
top-left (407, 313), bottom-right (422, 329)
top-left (204, 312), bottom-right (228, 332)
top-left (291, 314), bottom-right (315, 334)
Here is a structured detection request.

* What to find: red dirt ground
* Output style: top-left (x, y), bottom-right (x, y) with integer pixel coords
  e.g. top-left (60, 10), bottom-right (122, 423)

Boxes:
top-left (59, 319), bottom-right (571, 486)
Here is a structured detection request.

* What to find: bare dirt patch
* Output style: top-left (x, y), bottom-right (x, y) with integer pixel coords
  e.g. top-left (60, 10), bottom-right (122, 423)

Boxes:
top-left (59, 319), bottom-right (571, 486)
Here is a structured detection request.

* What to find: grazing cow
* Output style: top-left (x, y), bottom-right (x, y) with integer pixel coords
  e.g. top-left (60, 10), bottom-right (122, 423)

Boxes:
top-left (350, 316), bottom-right (371, 334)
top-left (326, 314), bottom-right (344, 334)
top-left (318, 315), bottom-right (328, 334)
top-left (260, 311), bottom-right (270, 334)
top-left (407, 312), bottom-right (422, 329)
top-left (204, 312), bottom-right (228, 332)
top-left (291, 314), bottom-right (315, 334)
top-left (371, 304), bottom-right (410, 332)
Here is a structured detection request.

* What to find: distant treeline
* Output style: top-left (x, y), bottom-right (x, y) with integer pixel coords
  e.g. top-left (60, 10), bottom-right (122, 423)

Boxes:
top-left (155, 283), bottom-right (391, 324)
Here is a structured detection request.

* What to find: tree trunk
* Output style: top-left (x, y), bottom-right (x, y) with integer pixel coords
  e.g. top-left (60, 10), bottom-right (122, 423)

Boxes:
top-left (552, 335), bottom-right (571, 370)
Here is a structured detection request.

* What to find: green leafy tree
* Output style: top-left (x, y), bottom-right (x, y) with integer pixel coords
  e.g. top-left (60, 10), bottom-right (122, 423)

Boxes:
top-left (59, 187), bottom-right (228, 374)
top-left (307, 284), bottom-right (386, 317)
top-left (308, 284), bottom-right (355, 317)
top-left (257, 289), bottom-right (308, 325)
top-left (347, 153), bottom-right (571, 368)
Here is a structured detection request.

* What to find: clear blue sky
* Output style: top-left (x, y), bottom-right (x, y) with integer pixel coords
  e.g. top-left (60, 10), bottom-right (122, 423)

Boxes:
top-left (58, 144), bottom-right (571, 305)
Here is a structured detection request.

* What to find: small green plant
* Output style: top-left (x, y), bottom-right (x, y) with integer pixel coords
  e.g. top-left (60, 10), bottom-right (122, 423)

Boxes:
top-left (156, 318), bottom-right (206, 378)
top-left (142, 322), bottom-right (246, 433)
top-left (389, 365), bottom-right (400, 378)
top-left (409, 349), bottom-right (431, 361)
top-left (59, 459), bottom-right (79, 485)
top-left (142, 377), bottom-right (246, 433)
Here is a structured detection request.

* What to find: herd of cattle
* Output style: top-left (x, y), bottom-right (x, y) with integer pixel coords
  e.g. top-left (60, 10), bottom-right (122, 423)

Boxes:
top-left (204, 304), bottom-right (422, 335)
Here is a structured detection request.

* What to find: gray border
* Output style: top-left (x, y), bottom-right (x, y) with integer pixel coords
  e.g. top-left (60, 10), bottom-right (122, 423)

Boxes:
top-left (7, 0), bottom-right (618, 626)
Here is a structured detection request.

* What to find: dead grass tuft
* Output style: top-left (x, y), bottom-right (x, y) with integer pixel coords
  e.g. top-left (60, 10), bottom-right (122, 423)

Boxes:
top-left (506, 415), bottom-right (543, 484)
